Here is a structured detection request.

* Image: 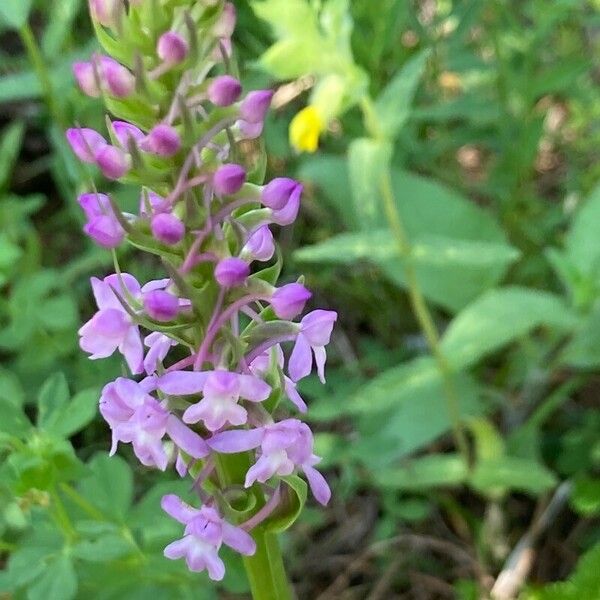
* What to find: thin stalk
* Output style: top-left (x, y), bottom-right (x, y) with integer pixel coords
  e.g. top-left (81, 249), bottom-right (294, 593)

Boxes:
top-left (215, 455), bottom-right (292, 600)
top-left (379, 170), bottom-right (470, 465)
top-left (18, 23), bottom-right (63, 127)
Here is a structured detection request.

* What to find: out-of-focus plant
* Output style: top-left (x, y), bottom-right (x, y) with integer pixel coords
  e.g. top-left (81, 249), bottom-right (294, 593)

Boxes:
top-left (251, 0), bottom-right (600, 596)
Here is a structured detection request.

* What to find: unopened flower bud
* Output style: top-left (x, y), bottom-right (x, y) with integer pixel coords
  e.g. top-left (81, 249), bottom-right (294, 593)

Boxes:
top-left (261, 178), bottom-right (302, 210)
top-left (208, 75), bottom-right (242, 107)
top-left (66, 128), bottom-right (107, 163)
top-left (112, 121), bottom-right (144, 147)
top-left (157, 32), bottom-right (189, 65)
top-left (151, 213), bottom-right (185, 245)
top-left (271, 283), bottom-right (312, 320)
top-left (73, 62), bottom-right (101, 97)
top-left (98, 56), bottom-right (135, 97)
top-left (242, 226), bottom-right (275, 262)
top-left (90, 0), bottom-right (120, 27)
top-left (78, 192), bottom-right (125, 248)
top-left (237, 120), bottom-right (264, 140)
top-left (141, 124), bottom-right (181, 156)
top-left (215, 258), bottom-right (250, 287)
top-left (95, 145), bottom-right (130, 180)
top-left (213, 2), bottom-right (236, 38)
top-left (239, 90), bottom-right (273, 124)
top-left (144, 290), bottom-right (180, 321)
top-left (213, 164), bottom-right (246, 196)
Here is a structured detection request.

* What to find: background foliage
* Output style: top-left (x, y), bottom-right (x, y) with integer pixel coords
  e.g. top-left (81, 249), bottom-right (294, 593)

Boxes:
top-left (0, 0), bottom-right (599, 598)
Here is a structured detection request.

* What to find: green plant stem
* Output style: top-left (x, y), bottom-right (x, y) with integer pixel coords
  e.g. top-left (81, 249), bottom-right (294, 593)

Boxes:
top-left (379, 170), bottom-right (471, 466)
top-left (18, 23), bottom-right (63, 127)
top-left (50, 487), bottom-right (77, 541)
top-left (215, 454), bottom-right (293, 600)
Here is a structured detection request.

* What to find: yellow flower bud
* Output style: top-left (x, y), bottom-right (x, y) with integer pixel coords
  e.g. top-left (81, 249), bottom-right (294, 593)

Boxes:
top-left (289, 106), bottom-right (324, 153)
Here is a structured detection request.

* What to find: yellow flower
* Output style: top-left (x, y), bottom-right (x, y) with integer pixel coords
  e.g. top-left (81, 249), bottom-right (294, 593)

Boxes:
top-left (289, 106), bottom-right (324, 153)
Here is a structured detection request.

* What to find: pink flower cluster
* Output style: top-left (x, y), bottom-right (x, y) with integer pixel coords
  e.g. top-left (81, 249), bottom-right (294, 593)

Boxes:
top-left (70, 0), bottom-right (337, 582)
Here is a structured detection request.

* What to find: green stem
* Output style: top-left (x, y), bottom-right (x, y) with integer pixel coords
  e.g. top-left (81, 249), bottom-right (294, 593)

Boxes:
top-left (379, 170), bottom-right (471, 465)
top-left (243, 527), bottom-right (292, 600)
top-left (18, 23), bottom-right (63, 127)
top-left (215, 454), bottom-right (293, 600)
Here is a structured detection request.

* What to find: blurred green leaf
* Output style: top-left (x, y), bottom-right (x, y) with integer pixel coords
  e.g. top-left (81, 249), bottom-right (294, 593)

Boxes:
top-left (525, 541), bottom-right (600, 600)
top-left (347, 357), bottom-right (486, 462)
top-left (0, 401), bottom-right (31, 437)
top-left (46, 388), bottom-right (100, 438)
top-left (374, 49), bottom-right (430, 139)
top-left (0, 0), bottom-right (33, 29)
top-left (373, 454), bottom-right (468, 491)
top-left (571, 476), bottom-right (600, 516)
top-left (27, 554), bottom-right (77, 600)
top-left (441, 287), bottom-right (576, 370)
top-left (347, 138), bottom-right (391, 230)
top-left (565, 183), bottom-right (600, 278)
top-left (36, 373), bottom-right (70, 432)
top-left (79, 454), bottom-right (133, 519)
top-left (41, 0), bottom-right (82, 59)
top-left (470, 457), bottom-right (557, 497)
top-left (0, 121), bottom-right (25, 191)
top-left (73, 534), bottom-right (133, 562)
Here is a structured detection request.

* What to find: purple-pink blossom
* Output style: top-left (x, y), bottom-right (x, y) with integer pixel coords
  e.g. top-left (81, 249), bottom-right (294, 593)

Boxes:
top-left (79, 273), bottom-right (144, 374)
top-left (100, 377), bottom-right (209, 469)
top-left (209, 419), bottom-right (331, 505)
top-left (158, 369), bottom-right (271, 432)
top-left (289, 310), bottom-right (337, 383)
top-left (162, 495), bottom-right (255, 580)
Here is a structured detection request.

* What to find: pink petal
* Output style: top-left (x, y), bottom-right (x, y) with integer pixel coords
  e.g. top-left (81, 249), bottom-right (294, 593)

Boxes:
top-left (203, 549), bottom-right (226, 581)
top-left (166, 415), bottom-right (209, 459)
top-left (161, 494), bottom-right (199, 524)
top-left (302, 465), bottom-right (331, 506)
top-left (158, 371), bottom-right (210, 395)
top-left (118, 325), bottom-right (144, 374)
top-left (288, 334), bottom-right (312, 382)
top-left (284, 377), bottom-right (308, 412)
top-left (313, 345), bottom-right (327, 384)
top-left (164, 537), bottom-right (190, 560)
top-left (208, 428), bottom-right (265, 453)
top-left (222, 523), bottom-right (256, 556)
top-left (237, 374), bottom-right (271, 402)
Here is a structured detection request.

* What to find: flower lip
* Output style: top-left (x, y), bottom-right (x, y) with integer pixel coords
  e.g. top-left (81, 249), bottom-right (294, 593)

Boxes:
top-left (208, 75), bottom-right (242, 107)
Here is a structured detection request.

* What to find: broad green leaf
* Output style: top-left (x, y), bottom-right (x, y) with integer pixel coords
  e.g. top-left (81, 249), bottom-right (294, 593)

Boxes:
top-left (36, 373), bottom-right (70, 432)
top-left (346, 357), bottom-right (486, 462)
top-left (79, 454), bottom-right (133, 519)
top-left (252, 0), bottom-right (318, 37)
top-left (46, 388), bottom-right (100, 438)
top-left (441, 287), bottom-right (576, 370)
top-left (561, 306), bottom-right (600, 368)
top-left (373, 454), bottom-right (468, 491)
top-left (571, 476), bottom-right (600, 516)
top-left (295, 231), bottom-right (519, 270)
top-left (298, 162), bottom-right (511, 311)
top-left (73, 534), bottom-right (133, 562)
top-left (347, 138), bottom-right (391, 230)
top-left (259, 39), bottom-right (324, 79)
top-left (0, 121), bottom-right (25, 191)
top-left (0, 0), bottom-right (33, 29)
top-left (0, 234), bottom-right (23, 270)
top-left (41, 0), bottom-right (81, 59)
top-left (565, 183), bottom-right (600, 277)
top-left (298, 155), bottom-right (356, 228)
top-left (38, 294), bottom-right (78, 331)
top-left (26, 554), bottom-right (77, 600)
top-left (526, 544), bottom-right (600, 600)
top-left (374, 49), bottom-right (430, 139)
top-left (0, 401), bottom-right (31, 436)
top-left (469, 418), bottom-right (505, 462)
top-left (469, 457), bottom-right (557, 497)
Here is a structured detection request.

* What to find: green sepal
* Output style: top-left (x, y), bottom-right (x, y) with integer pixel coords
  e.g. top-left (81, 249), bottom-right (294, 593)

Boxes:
top-left (262, 475), bottom-right (307, 533)
top-left (242, 320), bottom-right (298, 352)
top-left (248, 247), bottom-right (282, 286)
